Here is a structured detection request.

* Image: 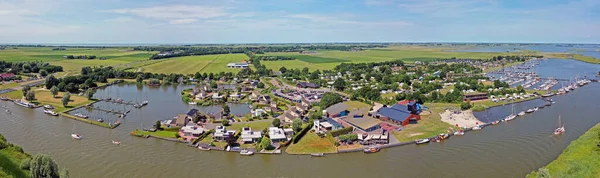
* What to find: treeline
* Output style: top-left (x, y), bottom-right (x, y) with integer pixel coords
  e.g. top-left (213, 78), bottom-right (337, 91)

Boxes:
top-left (334, 60), bottom-right (405, 73)
top-left (64, 55), bottom-right (105, 60)
top-left (0, 61), bottom-right (63, 75)
top-left (253, 56), bottom-right (295, 61)
top-left (52, 48), bottom-right (66, 50)
top-left (490, 55), bottom-right (542, 61)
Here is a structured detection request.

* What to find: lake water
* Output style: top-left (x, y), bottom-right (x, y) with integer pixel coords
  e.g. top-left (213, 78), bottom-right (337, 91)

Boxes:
top-left (452, 44), bottom-right (600, 59)
top-left (1, 66), bottom-right (599, 177)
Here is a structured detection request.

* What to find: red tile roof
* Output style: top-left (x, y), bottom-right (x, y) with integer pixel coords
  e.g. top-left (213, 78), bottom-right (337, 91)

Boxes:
top-left (0, 73), bottom-right (15, 78)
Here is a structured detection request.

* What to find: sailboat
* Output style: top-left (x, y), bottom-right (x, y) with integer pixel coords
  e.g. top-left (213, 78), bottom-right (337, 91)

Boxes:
top-left (554, 115), bottom-right (565, 135)
top-left (71, 124), bottom-right (82, 140)
top-left (504, 104), bottom-right (517, 121)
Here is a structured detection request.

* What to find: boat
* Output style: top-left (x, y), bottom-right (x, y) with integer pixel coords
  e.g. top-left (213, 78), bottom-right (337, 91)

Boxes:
top-left (363, 147), bottom-right (380, 153)
top-left (541, 93), bottom-right (554, 97)
top-left (5, 109), bottom-right (10, 114)
top-left (112, 140), bottom-right (121, 145)
top-left (14, 100), bottom-right (34, 108)
top-left (240, 150), bottom-right (254, 156)
top-left (133, 104), bottom-right (142, 108)
top-left (43, 105), bottom-right (54, 109)
top-left (472, 125), bottom-right (482, 130)
top-left (43, 109), bottom-right (58, 116)
top-left (188, 102), bottom-right (196, 105)
top-left (545, 102), bottom-right (551, 106)
top-left (533, 107), bottom-right (539, 111)
top-left (141, 100), bottom-right (149, 106)
top-left (74, 113), bottom-right (88, 118)
top-left (71, 133), bottom-right (82, 140)
top-left (525, 109), bottom-right (534, 113)
top-left (198, 146), bottom-right (211, 151)
top-left (504, 104), bottom-right (517, 121)
top-left (554, 115), bottom-right (565, 135)
top-left (97, 118), bottom-right (104, 122)
top-left (415, 139), bottom-right (430, 144)
top-left (517, 111), bottom-right (525, 116)
top-left (311, 153), bottom-right (325, 157)
top-left (438, 134), bottom-right (449, 140)
top-left (453, 130), bottom-right (464, 136)
top-left (491, 120), bottom-right (500, 125)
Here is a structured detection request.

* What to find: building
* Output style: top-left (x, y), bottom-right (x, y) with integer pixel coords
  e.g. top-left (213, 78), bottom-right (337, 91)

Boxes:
top-left (213, 126), bottom-right (236, 142)
top-left (211, 93), bottom-right (223, 101)
top-left (186, 109), bottom-right (198, 119)
top-left (463, 93), bottom-right (489, 101)
top-left (295, 103), bottom-right (308, 114)
top-left (325, 103), bottom-right (349, 118)
top-left (179, 125), bottom-right (206, 141)
top-left (278, 111), bottom-right (299, 123)
top-left (376, 103), bottom-right (421, 126)
top-left (268, 127), bottom-right (289, 143)
top-left (315, 118), bottom-right (344, 131)
top-left (0, 73), bottom-right (16, 81)
top-left (227, 62), bottom-right (249, 68)
top-left (251, 109), bottom-right (267, 117)
top-left (175, 114), bottom-right (190, 127)
top-left (296, 82), bottom-right (319, 89)
top-left (341, 108), bottom-right (381, 132)
top-left (240, 127), bottom-right (262, 144)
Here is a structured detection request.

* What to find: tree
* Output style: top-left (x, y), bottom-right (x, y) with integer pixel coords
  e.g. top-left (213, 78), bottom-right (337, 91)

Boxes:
top-left (302, 67), bottom-right (309, 75)
top-left (62, 93), bottom-right (70, 107)
top-left (260, 136), bottom-right (271, 150)
top-left (50, 86), bottom-right (59, 98)
top-left (516, 85), bottom-right (525, 93)
top-left (272, 119), bottom-right (281, 127)
top-left (309, 112), bottom-right (322, 121)
top-left (279, 66), bottom-right (287, 74)
top-left (25, 90), bottom-right (36, 101)
top-left (333, 77), bottom-right (346, 91)
top-left (136, 74), bottom-right (144, 83)
top-left (536, 168), bottom-right (550, 178)
top-left (222, 105), bottom-right (230, 116)
top-left (222, 119), bottom-right (230, 126)
top-left (22, 85), bottom-right (31, 94)
top-left (29, 154), bottom-right (60, 178)
top-left (460, 101), bottom-right (472, 110)
top-left (85, 90), bottom-right (94, 100)
top-left (155, 120), bottom-right (161, 130)
top-left (45, 75), bottom-right (59, 89)
top-left (57, 82), bottom-right (66, 91)
top-left (39, 69), bottom-right (48, 77)
top-left (320, 92), bottom-right (343, 109)
top-left (292, 118), bottom-right (303, 132)
top-left (60, 169), bottom-right (69, 178)
top-left (257, 82), bottom-right (265, 88)
top-left (20, 158), bottom-right (31, 170)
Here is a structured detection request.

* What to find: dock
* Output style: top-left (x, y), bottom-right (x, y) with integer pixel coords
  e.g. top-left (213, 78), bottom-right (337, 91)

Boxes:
top-left (89, 106), bottom-right (127, 115)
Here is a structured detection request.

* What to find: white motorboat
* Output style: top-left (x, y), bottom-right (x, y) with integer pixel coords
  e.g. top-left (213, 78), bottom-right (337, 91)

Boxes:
top-left (240, 150), bottom-right (254, 156)
top-left (188, 102), bottom-right (196, 105)
top-left (533, 107), bottom-right (539, 111)
top-left (554, 115), bottom-right (565, 135)
top-left (44, 109), bottom-right (59, 116)
top-left (415, 138), bottom-right (430, 144)
top-left (517, 111), bottom-right (525, 116)
top-left (453, 130), bottom-right (464, 136)
top-left (43, 105), bottom-right (54, 109)
top-left (472, 125), bottom-right (482, 130)
top-left (112, 140), bottom-right (121, 145)
top-left (525, 109), bottom-right (534, 113)
top-left (71, 133), bottom-right (82, 140)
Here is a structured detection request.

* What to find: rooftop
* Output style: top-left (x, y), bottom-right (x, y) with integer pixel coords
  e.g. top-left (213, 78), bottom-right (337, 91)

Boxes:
top-left (342, 108), bottom-right (380, 130)
top-left (268, 127), bottom-right (287, 140)
top-left (326, 103), bottom-right (349, 114)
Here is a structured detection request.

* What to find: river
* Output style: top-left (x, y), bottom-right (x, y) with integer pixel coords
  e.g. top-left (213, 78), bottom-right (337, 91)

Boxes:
top-left (451, 44), bottom-right (600, 59)
top-left (0, 61), bottom-right (599, 177)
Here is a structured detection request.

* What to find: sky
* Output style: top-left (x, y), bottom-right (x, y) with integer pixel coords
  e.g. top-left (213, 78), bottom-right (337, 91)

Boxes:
top-left (0, 0), bottom-right (599, 44)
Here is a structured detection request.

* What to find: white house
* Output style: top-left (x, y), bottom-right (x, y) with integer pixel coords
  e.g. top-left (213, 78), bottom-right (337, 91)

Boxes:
top-left (268, 127), bottom-right (289, 143)
top-left (240, 127), bottom-right (262, 144)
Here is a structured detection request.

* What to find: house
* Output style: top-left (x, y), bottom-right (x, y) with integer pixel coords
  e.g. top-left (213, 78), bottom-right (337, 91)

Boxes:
top-left (325, 103), bottom-right (349, 118)
top-left (268, 127), bottom-right (289, 143)
top-left (227, 62), bottom-right (249, 68)
top-left (324, 118), bottom-right (344, 131)
top-left (315, 118), bottom-right (344, 131)
top-left (295, 103), bottom-right (308, 114)
top-left (301, 98), bottom-right (311, 107)
top-left (212, 93), bottom-right (223, 101)
top-left (250, 81), bottom-right (260, 88)
top-left (283, 128), bottom-right (294, 138)
top-left (269, 102), bottom-right (278, 112)
top-left (259, 95), bottom-right (271, 104)
top-left (463, 93), bottom-right (488, 101)
top-left (251, 109), bottom-right (267, 117)
top-left (240, 127), bottom-right (262, 144)
top-left (213, 126), bottom-right (236, 142)
top-left (230, 92), bottom-right (241, 100)
top-left (186, 109), bottom-right (199, 119)
top-left (250, 91), bottom-right (261, 101)
top-left (179, 125), bottom-right (206, 141)
top-left (278, 111), bottom-right (299, 123)
top-left (195, 91), bottom-right (209, 100)
top-left (296, 82), bottom-right (319, 89)
top-left (0, 73), bottom-right (16, 81)
top-left (175, 114), bottom-right (190, 127)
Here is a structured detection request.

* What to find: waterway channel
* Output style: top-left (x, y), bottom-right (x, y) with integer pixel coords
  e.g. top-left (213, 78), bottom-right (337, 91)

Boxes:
top-left (0, 60), bottom-right (599, 177)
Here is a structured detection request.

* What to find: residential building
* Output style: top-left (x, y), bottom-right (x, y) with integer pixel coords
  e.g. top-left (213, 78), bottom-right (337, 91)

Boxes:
top-left (251, 108), bottom-right (267, 117)
top-left (296, 82), bottom-right (319, 89)
top-left (268, 127), bottom-right (289, 143)
top-left (278, 111), bottom-right (299, 123)
top-left (213, 126), bottom-right (236, 142)
top-left (212, 93), bottom-right (223, 101)
top-left (295, 103), bottom-right (308, 114)
top-left (240, 127), bottom-right (262, 144)
top-left (227, 62), bottom-right (249, 68)
top-left (179, 125), bottom-right (206, 141)
top-left (0, 73), bottom-right (16, 81)
top-left (325, 103), bottom-right (349, 118)
top-left (174, 114), bottom-right (190, 127)
top-left (186, 109), bottom-right (198, 119)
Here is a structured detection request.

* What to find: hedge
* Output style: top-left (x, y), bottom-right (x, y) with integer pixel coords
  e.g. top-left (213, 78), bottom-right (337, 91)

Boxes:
top-left (192, 129), bottom-right (214, 144)
top-left (292, 122), bottom-right (314, 144)
top-left (330, 127), bottom-right (353, 137)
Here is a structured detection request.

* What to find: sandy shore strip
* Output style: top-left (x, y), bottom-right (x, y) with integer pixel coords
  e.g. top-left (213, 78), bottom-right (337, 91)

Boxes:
top-left (440, 109), bottom-right (483, 128)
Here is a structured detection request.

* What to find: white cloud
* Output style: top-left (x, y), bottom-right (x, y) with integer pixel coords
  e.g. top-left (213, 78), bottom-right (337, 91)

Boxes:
top-left (104, 5), bottom-right (228, 20)
top-left (104, 17), bottom-right (134, 23)
top-left (169, 19), bottom-right (197, 24)
top-left (288, 13), bottom-right (412, 27)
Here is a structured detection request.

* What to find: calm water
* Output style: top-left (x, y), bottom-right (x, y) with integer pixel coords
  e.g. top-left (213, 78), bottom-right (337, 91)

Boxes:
top-left (1, 74), bottom-right (600, 177)
top-left (452, 44), bottom-right (600, 59)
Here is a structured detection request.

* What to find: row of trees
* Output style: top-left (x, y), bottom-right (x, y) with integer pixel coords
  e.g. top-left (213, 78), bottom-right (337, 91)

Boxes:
top-left (252, 56), bottom-right (295, 61)
top-left (64, 55), bottom-right (105, 60)
top-left (0, 61), bottom-right (63, 74)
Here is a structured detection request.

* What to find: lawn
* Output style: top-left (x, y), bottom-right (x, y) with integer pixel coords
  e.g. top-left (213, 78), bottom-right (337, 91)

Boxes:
top-left (139, 54), bottom-right (250, 74)
top-left (227, 119), bottom-right (273, 131)
top-left (32, 90), bottom-right (93, 112)
top-left (286, 132), bottom-right (337, 154)
top-left (343, 101), bottom-right (371, 110)
top-left (0, 82), bottom-right (19, 90)
top-left (133, 130), bottom-right (178, 138)
top-left (392, 104), bottom-right (457, 142)
top-left (199, 138), bottom-right (228, 148)
top-left (527, 123), bottom-right (600, 178)
top-left (0, 90), bottom-right (23, 100)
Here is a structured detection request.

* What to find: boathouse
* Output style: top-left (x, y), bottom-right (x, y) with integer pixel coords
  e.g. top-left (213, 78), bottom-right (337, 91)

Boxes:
top-left (375, 102), bottom-right (421, 126)
top-left (463, 93), bottom-right (488, 101)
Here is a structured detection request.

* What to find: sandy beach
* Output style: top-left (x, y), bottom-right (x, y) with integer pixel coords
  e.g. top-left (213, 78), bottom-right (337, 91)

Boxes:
top-left (440, 109), bottom-right (483, 128)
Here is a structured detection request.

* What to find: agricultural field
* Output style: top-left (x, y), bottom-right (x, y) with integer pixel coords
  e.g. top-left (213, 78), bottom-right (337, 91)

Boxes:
top-left (138, 54), bottom-right (250, 74)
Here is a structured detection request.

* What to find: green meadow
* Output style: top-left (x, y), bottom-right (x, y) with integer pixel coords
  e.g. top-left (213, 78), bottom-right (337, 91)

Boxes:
top-left (138, 53), bottom-right (250, 74)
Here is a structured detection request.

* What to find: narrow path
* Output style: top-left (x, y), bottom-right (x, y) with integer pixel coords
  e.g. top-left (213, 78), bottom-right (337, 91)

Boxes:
top-left (198, 55), bottom-right (221, 73)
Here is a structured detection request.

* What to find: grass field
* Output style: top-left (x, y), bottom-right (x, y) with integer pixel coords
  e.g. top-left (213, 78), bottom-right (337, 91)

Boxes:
top-left (227, 119), bottom-right (273, 131)
top-left (343, 101), bottom-right (371, 110)
top-left (286, 132), bottom-right (337, 154)
top-left (138, 54), bottom-right (250, 74)
top-left (527, 123), bottom-right (600, 178)
top-left (0, 82), bottom-right (19, 90)
top-left (0, 90), bottom-right (23, 100)
top-left (392, 103), bottom-right (458, 142)
top-left (134, 130), bottom-right (178, 138)
top-left (0, 47), bottom-right (153, 73)
top-left (0, 146), bottom-right (31, 178)
top-left (32, 90), bottom-right (93, 112)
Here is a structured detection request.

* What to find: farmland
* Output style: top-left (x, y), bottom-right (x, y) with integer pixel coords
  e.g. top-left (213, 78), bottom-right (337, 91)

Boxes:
top-left (137, 54), bottom-right (250, 74)
top-left (0, 47), bottom-right (153, 72)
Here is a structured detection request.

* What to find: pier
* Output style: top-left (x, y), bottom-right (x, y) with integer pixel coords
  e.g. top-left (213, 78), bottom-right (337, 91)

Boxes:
top-left (89, 106), bottom-right (128, 115)
top-left (103, 99), bottom-right (138, 106)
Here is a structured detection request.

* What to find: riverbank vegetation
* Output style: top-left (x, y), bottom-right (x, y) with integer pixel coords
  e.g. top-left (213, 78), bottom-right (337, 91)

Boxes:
top-left (0, 134), bottom-right (68, 178)
top-left (527, 123), bottom-right (600, 178)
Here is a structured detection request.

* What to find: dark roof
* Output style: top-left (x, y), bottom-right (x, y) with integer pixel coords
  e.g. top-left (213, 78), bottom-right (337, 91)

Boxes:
top-left (378, 107), bottom-right (411, 123)
top-left (390, 104), bottom-right (411, 113)
top-left (263, 96), bottom-right (271, 100)
top-left (297, 82), bottom-right (319, 88)
top-left (187, 109), bottom-right (199, 116)
top-left (326, 103), bottom-right (348, 114)
top-left (325, 118), bottom-right (344, 128)
top-left (463, 92), bottom-right (488, 96)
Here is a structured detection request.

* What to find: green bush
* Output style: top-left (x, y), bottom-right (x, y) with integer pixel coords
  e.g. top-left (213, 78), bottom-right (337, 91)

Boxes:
top-left (0, 140), bottom-right (7, 150)
top-left (20, 158), bottom-right (31, 170)
top-left (460, 102), bottom-right (472, 110)
top-left (330, 127), bottom-right (353, 137)
top-left (339, 134), bottom-right (358, 142)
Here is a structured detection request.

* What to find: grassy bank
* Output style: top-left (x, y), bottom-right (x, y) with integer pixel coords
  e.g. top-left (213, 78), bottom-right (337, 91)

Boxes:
top-left (572, 54), bottom-right (600, 64)
top-left (286, 132), bottom-right (337, 154)
top-left (392, 103), bottom-right (458, 142)
top-left (33, 90), bottom-right (94, 113)
top-left (0, 90), bottom-right (23, 100)
top-left (0, 134), bottom-right (31, 178)
top-left (527, 123), bottom-right (600, 178)
top-left (227, 119), bottom-right (273, 131)
top-left (61, 113), bottom-right (111, 128)
top-left (132, 129), bottom-right (179, 139)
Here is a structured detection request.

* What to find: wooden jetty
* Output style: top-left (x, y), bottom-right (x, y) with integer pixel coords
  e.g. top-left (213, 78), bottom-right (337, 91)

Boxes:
top-left (102, 99), bottom-right (137, 106)
top-left (90, 107), bottom-right (127, 115)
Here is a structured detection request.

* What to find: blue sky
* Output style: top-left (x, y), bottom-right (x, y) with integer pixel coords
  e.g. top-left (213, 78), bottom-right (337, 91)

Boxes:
top-left (0, 0), bottom-right (598, 43)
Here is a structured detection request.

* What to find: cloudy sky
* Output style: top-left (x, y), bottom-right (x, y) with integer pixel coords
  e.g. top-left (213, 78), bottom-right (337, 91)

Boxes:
top-left (0, 0), bottom-right (598, 43)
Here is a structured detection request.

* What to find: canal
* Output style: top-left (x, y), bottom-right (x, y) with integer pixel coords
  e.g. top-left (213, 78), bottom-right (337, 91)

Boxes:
top-left (0, 61), bottom-right (599, 177)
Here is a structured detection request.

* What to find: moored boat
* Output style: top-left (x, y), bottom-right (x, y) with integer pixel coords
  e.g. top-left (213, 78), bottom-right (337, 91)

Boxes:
top-left (525, 109), bottom-right (534, 113)
top-left (415, 138), bottom-right (430, 144)
top-left (363, 147), bottom-right (380, 153)
top-left (44, 109), bottom-right (59, 116)
top-left (517, 111), bottom-right (525, 116)
top-left (472, 125), bottom-right (482, 130)
top-left (311, 153), bottom-right (324, 157)
top-left (198, 146), bottom-right (211, 151)
top-left (188, 102), bottom-right (196, 105)
top-left (453, 130), bottom-right (464, 136)
top-left (240, 150), bottom-right (254, 156)
top-left (43, 105), bottom-right (54, 109)
top-left (491, 120), bottom-right (500, 125)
